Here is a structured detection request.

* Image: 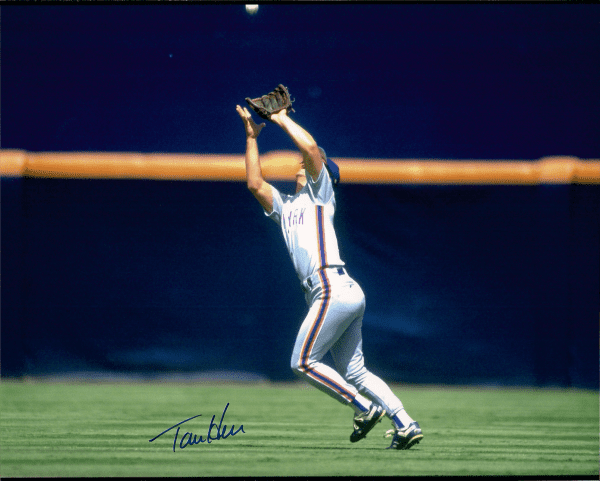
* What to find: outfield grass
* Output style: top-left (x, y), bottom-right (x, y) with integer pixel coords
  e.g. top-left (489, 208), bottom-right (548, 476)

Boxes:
top-left (0, 380), bottom-right (597, 477)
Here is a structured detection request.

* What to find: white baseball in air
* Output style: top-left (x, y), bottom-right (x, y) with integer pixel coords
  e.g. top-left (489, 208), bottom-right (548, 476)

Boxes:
top-left (245, 4), bottom-right (259, 15)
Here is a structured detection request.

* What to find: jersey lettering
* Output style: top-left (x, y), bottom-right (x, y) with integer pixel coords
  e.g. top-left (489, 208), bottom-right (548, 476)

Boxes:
top-left (284, 207), bottom-right (306, 234)
top-left (266, 168), bottom-right (344, 281)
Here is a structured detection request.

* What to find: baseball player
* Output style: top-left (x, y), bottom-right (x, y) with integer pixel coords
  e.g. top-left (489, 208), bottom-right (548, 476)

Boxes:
top-left (235, 86), bottom-right (423, 450)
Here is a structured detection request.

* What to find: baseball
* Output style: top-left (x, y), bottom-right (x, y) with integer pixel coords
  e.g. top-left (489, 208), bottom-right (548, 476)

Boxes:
top-left (245, 4), bottom-right (259, 15)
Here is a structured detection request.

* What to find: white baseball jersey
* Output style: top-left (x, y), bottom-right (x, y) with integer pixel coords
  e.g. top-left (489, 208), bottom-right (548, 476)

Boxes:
top-left (265, 166), bottom-right (345, 282)
top-left (263, 163), bottom-right (406, 420)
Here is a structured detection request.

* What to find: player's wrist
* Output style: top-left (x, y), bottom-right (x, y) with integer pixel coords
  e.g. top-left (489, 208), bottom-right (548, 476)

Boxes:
top-left (269, 113), bottom-right (282, 125)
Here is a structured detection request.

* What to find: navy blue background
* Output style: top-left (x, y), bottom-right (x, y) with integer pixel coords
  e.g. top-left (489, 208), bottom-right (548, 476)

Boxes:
top-left (2, 5), bottom-right (598, 388)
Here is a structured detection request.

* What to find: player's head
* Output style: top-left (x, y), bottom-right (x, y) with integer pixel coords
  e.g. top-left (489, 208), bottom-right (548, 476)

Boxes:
top-left (296, 147), bottom-right (339, 193)
top-left (319, 146), bottom-right (340, 187)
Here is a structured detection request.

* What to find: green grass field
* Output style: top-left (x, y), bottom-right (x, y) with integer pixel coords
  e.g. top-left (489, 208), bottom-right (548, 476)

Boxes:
top-left (0, 380), bottom-right (597, 477)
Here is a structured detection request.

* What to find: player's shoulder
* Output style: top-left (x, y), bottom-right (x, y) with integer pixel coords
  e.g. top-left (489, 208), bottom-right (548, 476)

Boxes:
top-left (307, 165), bottom-right (335, 202)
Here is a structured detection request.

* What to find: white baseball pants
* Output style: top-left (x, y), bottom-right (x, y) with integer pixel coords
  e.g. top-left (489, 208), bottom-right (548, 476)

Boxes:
top-left (290, 267), bottom-right (405, 417)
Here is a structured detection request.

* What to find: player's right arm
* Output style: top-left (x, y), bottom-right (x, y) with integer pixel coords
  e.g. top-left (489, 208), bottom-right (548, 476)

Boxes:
top-left (270, 110), bottom-right (324, 182)
top-left (236, 105), bottom-right (274, 213)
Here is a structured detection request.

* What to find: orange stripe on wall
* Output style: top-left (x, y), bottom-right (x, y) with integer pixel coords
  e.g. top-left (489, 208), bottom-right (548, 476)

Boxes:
top-left (1, 150), bottom-right (599, 184)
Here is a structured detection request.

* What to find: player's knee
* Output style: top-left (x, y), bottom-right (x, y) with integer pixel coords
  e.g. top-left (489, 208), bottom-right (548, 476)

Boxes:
top-left (290, 359), bottom-right (302, 375)
top-left (290, 359), bottom-right (308, 377)
top-left (344, 365), bottom-right (367, 385)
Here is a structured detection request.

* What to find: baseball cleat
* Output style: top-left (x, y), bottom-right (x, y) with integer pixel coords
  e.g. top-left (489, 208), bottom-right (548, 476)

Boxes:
top-left (385, 421), bottom-right (423, 450)
top-left (350, 405), bottom-right (386, 443)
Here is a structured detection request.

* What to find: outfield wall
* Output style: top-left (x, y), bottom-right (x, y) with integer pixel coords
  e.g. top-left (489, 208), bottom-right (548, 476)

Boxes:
top-left (2, 151), bottom-right (598, 388)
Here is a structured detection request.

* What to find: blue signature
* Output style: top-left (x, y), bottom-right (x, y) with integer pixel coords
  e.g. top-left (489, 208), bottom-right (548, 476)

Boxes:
top-left (149, 403), bottom-right (245, 451)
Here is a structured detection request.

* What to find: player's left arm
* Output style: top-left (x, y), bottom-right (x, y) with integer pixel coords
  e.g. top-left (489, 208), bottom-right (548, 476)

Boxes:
top-left (236, 105), bottom-right (274, 213)
top-left (270, 110), bottom-right (324, 182)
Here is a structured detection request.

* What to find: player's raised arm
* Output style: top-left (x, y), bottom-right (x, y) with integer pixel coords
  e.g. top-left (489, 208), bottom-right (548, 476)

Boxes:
top-left (270, 110), bottom-right (324, 182)
top-left (236, 105), bottom-right (274, 213)
top-left (245, 85), bottom-right (323, 182)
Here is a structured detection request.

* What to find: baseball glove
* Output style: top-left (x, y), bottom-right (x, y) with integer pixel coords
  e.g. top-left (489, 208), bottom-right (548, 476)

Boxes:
top-left (245, 84), bottom-right (295, 121)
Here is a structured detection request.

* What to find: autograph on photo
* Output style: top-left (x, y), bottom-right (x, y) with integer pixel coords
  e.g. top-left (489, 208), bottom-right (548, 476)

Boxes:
top-left (149, 403), bottom-right (245, 451)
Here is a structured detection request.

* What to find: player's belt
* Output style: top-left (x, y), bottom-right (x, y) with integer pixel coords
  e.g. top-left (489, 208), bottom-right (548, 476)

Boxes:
top-left (302, 266), bottom-right (347, 292)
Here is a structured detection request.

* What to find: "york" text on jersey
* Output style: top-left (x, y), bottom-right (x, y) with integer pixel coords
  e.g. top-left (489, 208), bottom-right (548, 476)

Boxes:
top-left (284, 208), bottom-right (306, 233)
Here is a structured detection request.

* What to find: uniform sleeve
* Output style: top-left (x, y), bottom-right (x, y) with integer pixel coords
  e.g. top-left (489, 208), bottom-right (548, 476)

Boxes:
top-left (307, 165), bottom-right (334, 205)
top-left (264, 185), bottom-right (285, 225)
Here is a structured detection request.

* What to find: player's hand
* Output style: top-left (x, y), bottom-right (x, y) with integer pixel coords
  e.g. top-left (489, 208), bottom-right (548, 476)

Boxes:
top-left (236, 105), bottom-right (265, 139)
top-left (269, 109), bottom-right (289, 125)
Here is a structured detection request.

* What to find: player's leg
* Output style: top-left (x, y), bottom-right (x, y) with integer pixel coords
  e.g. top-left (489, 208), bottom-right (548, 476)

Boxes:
top-left (329, 281), bottom-right (422, 448)
top-left (290, 271), bottom-right (373, 415)
top-left (330, 317), bottom-right (415, 426)
top-left (331, 317), bottom-right (423, 449)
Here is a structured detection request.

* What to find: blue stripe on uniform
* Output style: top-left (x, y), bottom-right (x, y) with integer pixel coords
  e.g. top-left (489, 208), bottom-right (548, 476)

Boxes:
top-left (301, 269), bottom-right (330, 367)
top-left (316, 205), bottom-right (327, 268)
